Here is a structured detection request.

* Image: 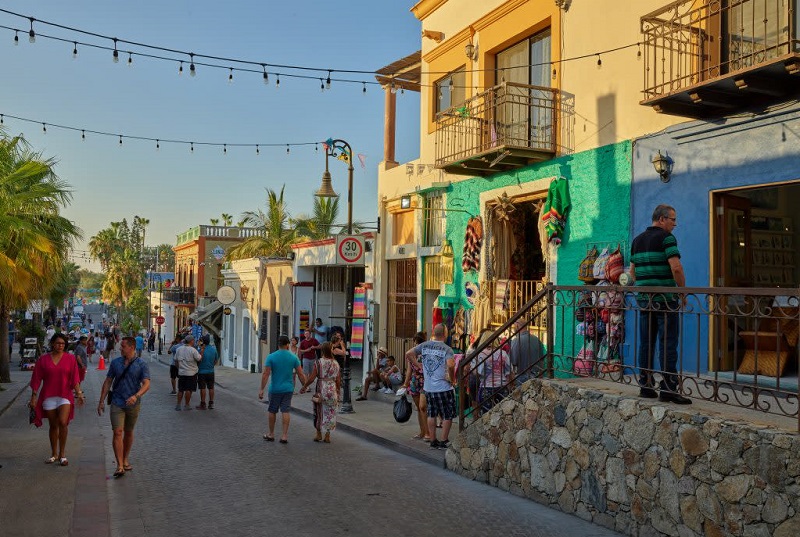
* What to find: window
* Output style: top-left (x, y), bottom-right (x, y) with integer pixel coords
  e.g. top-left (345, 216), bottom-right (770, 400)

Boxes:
top-left (393, 211), bottom-right (415, 245)
top-left (496, 29), bottom-right (551, 87)
top-left (435, 68), bottom-right (466, 115)
top-left (423, 192), bottom-right (445, 247)
top-left (388, 260), bottom-right (418, 339)
top-left (280, 315), bottom-right (289, 338)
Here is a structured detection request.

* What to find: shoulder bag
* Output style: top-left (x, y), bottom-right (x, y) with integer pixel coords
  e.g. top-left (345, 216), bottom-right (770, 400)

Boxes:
top-left (107, 359), bottom-right (135, 405)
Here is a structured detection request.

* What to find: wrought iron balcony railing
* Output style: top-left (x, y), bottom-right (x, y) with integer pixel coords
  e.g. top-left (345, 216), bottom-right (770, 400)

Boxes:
top-left (435, 82), bottom-right (558, 176)
top-left (162, 287), bottom-right (195, 305)
top-left (641, 0), bottom-right (800, 116)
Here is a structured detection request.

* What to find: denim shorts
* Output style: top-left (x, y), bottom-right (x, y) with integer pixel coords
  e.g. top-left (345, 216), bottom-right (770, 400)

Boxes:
top-left (267, 392), bottom-right (293, 414)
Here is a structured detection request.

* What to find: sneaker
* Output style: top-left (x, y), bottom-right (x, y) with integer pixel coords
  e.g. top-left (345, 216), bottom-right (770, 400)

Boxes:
top-left (175, 405), bottom-right (181, 411)
top-left (208, 401), bottom-right (214, 410)
top-left (183, 405), bottom-right (192, 411)
top-left (429, 440), bottom-right (441, 449)
top-left (438, 440), bottom-right (451, 450)
top-left (170, 390), bottom-right (177, 395)
top-left (659, 391), bottom-right (692, 405)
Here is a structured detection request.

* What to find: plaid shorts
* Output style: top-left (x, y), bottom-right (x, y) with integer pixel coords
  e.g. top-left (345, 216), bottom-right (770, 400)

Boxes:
top-left (425, 389), bottom-right (456, 421)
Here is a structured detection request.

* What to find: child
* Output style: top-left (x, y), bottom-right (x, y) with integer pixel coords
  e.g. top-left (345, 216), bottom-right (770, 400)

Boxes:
top-left (379, 356), bottom-right (402, 394)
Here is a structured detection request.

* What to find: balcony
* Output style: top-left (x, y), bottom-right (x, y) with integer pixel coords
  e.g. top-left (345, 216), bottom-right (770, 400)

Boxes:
top-left (162, 286), bottom-right (195, 305)
top-left (641, 0), bottom-right (800, 118)
top-left (435, 83), bottom-right (558, 177)
top-left (176, 225), bottom-right (264, 246)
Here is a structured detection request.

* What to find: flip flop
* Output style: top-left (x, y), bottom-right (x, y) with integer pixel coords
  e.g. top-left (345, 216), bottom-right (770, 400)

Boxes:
top-left (45, 456), bottom-right (58, 464)
top-left (123, 464), bottom-right (133, 471)
top-left (59, 457), bottom-right (69, 467)
top-left (113, 469), bottom-right (125, 478)
top-left (279, 439), bottom-right (288, 444)
top-left (263, 434), bottom-right (274, 442)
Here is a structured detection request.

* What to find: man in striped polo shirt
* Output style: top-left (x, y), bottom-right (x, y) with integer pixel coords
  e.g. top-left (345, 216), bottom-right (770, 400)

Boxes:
top-left (630, 204), bottom-right (691, 405)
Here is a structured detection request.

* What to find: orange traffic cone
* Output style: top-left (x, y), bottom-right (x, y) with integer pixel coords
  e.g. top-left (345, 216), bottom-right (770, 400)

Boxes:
top-left (97, 355), bottom-right (106, 370)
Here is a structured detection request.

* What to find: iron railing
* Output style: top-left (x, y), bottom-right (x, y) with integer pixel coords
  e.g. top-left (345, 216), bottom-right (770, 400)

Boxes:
top-left (162, 286), bottom-right (196, 305)
top-left (641, 0), bottom-right (799, 99)
top-left (458, 285), bottom-right (800, 431)
top-left (434, 82), bottom-right (557, 168)
top-left (486, 279), bottom-right (547, 329)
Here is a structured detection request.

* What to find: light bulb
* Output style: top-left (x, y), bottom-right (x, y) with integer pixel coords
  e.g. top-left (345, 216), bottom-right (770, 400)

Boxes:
top-left (81, 130), bottom-right (85, 140)
top-left (128, 53), bottom-right (132, 66)
top-left (189, 54), bottom-right (196, 77)
top-left (179, 62), bottom-right (183, 75)
top-left (320, 79), bottom-right (325, 92)
top-left (119, 135), bottom-right (123, 145)
top-left (286, 145), bottom-right (290, 154)
top-left (42, 123), bottom-right (46, 134)
top-left (156, 139), bottom-right (160, 150)
top-left (28, 29), bottom-right (35, 43)
top-left (113, 49), bottom-right (119, 63)
top-left (597, 55), bottom-right (602, 67)
top-left (73, 42), bottom-right (78, 58)
top-left (263, 69), bottom-right (268, 85)
top-left (256, 145), bottom-right (260, 155)
top-left (276, 75), bottom-right (280, 88)
top-left (228, 68), bottom-right (233, 84)
top-left (326, 71), bottom-right (331, 89)
top-left (190, 142), bottom-right (194, 152)
top-left (362, 82), bottom-right (366, 94)
top-left (223, 144), bottom-right (227, 154)
top-left (14, 31), bottom-right (18, 45)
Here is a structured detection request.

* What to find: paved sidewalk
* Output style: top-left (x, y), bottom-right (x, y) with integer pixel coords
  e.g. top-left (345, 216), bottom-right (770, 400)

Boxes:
top-left (153, 354), bottom-right (447, 466)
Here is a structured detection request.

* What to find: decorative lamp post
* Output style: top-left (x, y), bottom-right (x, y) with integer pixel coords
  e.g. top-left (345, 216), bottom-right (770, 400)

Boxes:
top-left (315, 138), bottom-right (355, 414)
top-left (152, 272), bottom-right (164, 354)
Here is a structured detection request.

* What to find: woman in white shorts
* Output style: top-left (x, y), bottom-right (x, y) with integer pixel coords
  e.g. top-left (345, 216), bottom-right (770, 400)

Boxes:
top-left (29, 333), bottom-right (85, 466)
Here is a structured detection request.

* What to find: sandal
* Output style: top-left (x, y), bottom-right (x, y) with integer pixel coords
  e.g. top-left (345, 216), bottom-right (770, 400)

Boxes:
top-left (59, 457), bottom-right (69, 467)
top-left (263, 434), bottom-right (274, 442)
top-left (355, 396), bottom-right (367, 401)
top-left (123, 464), bottom-right (133, 471)
top-left (279, 439), bottom-right (288, 444)
top-left (113, 468), bottom-right (125, 478)
top-left (45, 456), bottom-right (58, 464)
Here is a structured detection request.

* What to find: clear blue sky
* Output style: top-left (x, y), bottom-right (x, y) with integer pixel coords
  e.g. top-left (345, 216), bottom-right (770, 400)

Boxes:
top-left (0, 1), bottom-right (421, 268)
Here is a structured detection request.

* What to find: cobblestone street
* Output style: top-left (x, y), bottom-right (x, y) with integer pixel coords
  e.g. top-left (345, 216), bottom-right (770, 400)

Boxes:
top-left (1, 358), bottom-right (623, 537)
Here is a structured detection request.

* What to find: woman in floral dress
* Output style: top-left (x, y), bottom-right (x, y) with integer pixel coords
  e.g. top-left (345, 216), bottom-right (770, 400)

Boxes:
top-left (301, 342), bottom-right (341, 443)
top-left (402, 331), bottom-right (430, 441)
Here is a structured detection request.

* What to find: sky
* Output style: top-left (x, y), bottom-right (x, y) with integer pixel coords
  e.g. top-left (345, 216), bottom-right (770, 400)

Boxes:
top-left (0, 1), bottom-right (421, 270)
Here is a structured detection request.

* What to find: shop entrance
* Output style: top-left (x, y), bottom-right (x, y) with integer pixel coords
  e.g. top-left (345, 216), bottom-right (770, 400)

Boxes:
top-left (712, 181), bottom-right (800, 371)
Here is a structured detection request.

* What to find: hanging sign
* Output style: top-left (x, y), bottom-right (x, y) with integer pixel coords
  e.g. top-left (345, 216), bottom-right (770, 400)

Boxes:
top-left (336, 235), bottom-right (365, 265)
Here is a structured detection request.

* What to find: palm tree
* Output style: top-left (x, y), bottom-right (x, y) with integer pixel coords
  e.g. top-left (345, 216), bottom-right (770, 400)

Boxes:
top-left (221, 213), bottom-right (233, 227)
top-left (227, 186), bottom-right (297, 259)
top-left (0, 133), bottom-right (81, 382)
top-left (293, 196), bottom-right (340, 240)
top-left (210, 218), bottom-right (220, 226)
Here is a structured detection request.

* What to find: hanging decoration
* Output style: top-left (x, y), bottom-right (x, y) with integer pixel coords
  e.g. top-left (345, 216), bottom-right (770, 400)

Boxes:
top-left (462, 216), bottom-right (483, 273)
top-left (540, 177), bottom-right (572, 244)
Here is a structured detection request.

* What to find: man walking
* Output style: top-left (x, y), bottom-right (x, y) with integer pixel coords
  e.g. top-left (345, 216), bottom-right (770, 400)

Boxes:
top-left (258, 335), bottom-right (307, 443)
top-left (196, 335), bottom-right (218, 410)
top-left (174, 335), bottom-right (201, 411)
top-left (97, 336), bottom-right (151, 478)
top-left (405, 323), bottom-right (456, 449)
top-left (298, 329), bottom-right (320, 381)
top-left (631, 204), bottom-right (690, 405)
top-left (74, 335), bottom-right (88, 382)
top-left (134, 332), bottom-right (144, 359)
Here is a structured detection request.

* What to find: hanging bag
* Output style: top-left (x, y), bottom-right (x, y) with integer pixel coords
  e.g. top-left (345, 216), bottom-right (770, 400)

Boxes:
top-left (393, 395), bottom-right (413, 423)
top-left (592, 248), bottom-right (611, 281)
top-left (578, 247), bottom-right (600, 283)
top-left (107, 359), bottom-right (135, 405)
top-left (604, 246), bottom-right (624, 283)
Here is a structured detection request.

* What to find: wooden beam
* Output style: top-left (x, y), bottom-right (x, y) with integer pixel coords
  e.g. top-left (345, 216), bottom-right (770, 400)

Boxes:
top-left (734, 77), bottom-right (786, 97)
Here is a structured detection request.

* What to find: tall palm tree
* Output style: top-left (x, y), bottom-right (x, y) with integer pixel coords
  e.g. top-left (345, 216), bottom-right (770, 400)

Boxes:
top-left (210, 218), bottom-right (220, 226)
top-left (227, 186), bottom-right (297, 259)
top-left (293, 196), bottom-right (340, 240)
top-left (221, 213), bottom-right (233, 227)
top-left (0, 133), bottom-right (81, 382)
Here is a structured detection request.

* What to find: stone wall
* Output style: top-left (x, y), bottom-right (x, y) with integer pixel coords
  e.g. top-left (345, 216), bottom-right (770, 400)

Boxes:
top-left (446, 380), bottom-right (800, 537)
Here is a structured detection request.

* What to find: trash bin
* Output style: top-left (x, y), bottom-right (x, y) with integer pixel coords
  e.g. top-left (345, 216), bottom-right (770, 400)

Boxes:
top-left (250, 363), bottom-right (256, 373)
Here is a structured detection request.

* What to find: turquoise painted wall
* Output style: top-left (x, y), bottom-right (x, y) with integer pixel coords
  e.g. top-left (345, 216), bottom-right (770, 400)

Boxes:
top-left (443, 141), bottom-right (632, 305)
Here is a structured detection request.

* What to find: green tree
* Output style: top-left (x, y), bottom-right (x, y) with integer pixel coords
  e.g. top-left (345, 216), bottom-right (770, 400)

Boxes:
top-left (48, 261), bottom-right (81, 307)
top-left (293, 195), bottom-right (364, 240)
top-left (227, 186), bottom-right (297, 259)
top-left (121, 287), bottom-right (148, 335)
top-left (210, 218), bottom-right (220, 226)
top-left (221, 213), bottom-right (233, 227)
top-left (0, 133), bottom-right (81, 382)
top-left (155, 244), bottom-right (175, 273)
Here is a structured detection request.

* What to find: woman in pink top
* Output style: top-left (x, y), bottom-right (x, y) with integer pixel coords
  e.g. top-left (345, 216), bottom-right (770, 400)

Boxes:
top-left (29, 333), bottom-right (85, 466)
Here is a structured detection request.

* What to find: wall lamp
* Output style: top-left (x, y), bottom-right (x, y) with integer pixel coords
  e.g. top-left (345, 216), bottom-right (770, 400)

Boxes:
top-left (652, 151), bottom-right (674, 183)
top-left (465, 26), bottom-right (478, 61)
top-left (400, 195), bottom-right (412, 209)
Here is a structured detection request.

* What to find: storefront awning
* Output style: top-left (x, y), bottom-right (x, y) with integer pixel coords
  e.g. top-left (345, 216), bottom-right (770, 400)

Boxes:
top-left (190, 300), bottom-right (224, 339)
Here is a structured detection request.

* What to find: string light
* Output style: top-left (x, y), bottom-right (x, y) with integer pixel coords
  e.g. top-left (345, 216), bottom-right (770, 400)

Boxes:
top-left (42, 122), bottom-right (46, 133)
top-left (0, 8), bottom-right (644, 91)
top-left (0, 111), bottom-right (334, 154)
top-left (262, 65), bottom-right (268, 85)
top-left (112, 38), bottom-right (119, 63)
top-left (178, 61), bottom-right (183, 75)
top-left (637, 42), bottom-right (642, 60)
top-left (597, 54), bottom-right (602, 67)
top-left (223, 143), bottom-right (227, 154)
top-left (362, 82), bottom-right (366, 94)
top-left (276, 74), bottom-right (280, 87)
top-left (319, 78), bottom-right (324, 92)
top-left (27, 17), bottom-right (34, 43)
top-left (128, 52), bottom-right (132, 66)
top-left (326, 71), bottom-right (331, 89)
top-left (228, 68), bottom-right (233, 83)
top-left (13, 29), bottom-right (18, 45)
top-left (189, 53), bottom-right (196, 77)
top-left (72, 41), bottom-right (77, 58)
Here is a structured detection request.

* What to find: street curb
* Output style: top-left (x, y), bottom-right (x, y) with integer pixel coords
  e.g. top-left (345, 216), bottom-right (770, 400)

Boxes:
top-left (0, 381), bottom-right (28, 418)
top-left (290, 405), bottom-right (447, 469)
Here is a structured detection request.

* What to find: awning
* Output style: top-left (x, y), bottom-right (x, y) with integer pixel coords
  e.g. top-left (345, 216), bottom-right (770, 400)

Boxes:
top-left (190, 300), bottom-right (224, 339)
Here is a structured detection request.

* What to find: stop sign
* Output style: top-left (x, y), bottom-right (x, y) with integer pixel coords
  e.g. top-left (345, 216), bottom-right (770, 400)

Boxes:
top-left (155, 316), bottom-right (165, 325)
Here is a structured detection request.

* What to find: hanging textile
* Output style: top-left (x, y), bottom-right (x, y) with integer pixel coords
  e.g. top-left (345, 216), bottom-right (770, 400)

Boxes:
top-left (452, 307), bottom-right (466, 349)
top-left (462, 217), bottom-right (484, 273)
top-left (541, 177), bottom-right (571, 244)
top-left (490, 193), bottom-right (517, 280)
top-left (350, 287), bottom-right (367, 359)
top-left (494, 279), bottom-right (510, 312)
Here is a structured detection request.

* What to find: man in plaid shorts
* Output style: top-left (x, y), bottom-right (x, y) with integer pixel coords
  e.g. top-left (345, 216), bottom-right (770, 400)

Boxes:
top-left (406, 323), bottom-right (455, 450)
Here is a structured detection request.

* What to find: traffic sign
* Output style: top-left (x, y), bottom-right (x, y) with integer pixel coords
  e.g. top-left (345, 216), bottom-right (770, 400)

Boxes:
top-left (155, 316), bottom-right (165, 325)
top-left (336, 235), bottom-right (365, 265)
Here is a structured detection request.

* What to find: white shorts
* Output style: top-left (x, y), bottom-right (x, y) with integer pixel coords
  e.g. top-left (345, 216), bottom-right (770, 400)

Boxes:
top-left (42, 397), bottom-right (71, 411)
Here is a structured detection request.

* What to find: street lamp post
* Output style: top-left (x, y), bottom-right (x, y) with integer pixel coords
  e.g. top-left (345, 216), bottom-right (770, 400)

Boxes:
top-left (316, 138), bottom-right (355, 414)
top-left (151, 271), bottom-right (164, 354)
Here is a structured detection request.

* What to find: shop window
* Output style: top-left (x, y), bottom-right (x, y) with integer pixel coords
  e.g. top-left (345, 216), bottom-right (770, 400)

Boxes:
top-left (393, 211), bottom-right (415, 246)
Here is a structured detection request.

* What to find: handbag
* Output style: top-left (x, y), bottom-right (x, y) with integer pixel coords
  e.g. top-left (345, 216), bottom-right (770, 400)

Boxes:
top-left (578, 247), bottom-right (599, 282)
top-left (393, 395), bottom-right (413, 423)
top-left (592, 247), bottom-right (611, 281)
top-left (604, 246), bottom-right (624, 283)
top-left (107, 359), bottom-right (135, 405)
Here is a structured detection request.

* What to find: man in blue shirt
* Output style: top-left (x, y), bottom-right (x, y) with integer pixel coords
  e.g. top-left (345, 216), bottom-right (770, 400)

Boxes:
top-left (196, 335), bottom-right (218, 410)
top-left (134, 333), bottom-right (144, 358)
top-left (97, 336), bottom-right (151, 478)
top-left (258, 335), bottom-right (307, 443)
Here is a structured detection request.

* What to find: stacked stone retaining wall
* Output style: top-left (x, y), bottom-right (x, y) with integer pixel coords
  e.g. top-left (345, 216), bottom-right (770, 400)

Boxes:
top-left (446, 380), bottom-right (800, 537)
